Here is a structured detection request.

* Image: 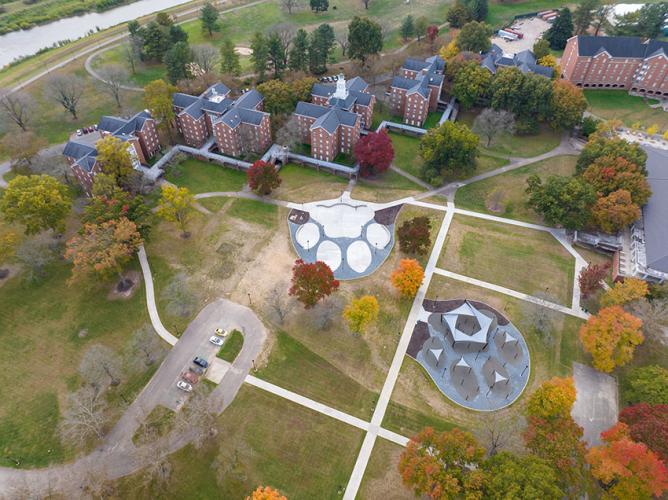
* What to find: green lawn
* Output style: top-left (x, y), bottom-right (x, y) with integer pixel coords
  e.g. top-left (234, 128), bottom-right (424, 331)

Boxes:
top-left (423, 112), bottom-right (442, 130)
top-left (256, 331), bottom-right (379, 420)
top-left (458, 110), bottom-right (562, 158)
top-left (273, 163), bottom-right (348, 203)
top-left (486, 0), bottom-right (574, 27)
top-left (438, 214), bottom-right (575, 306)
top-left (217, 329), bottom-right (244, 362)
top-left (227, 198), bottom-right (279, 228)
top-left (455, 155), bottom-right (578, 224)
top-left (382, 399), bottom-right (458, 437)
top-left (352, 169), bottom-right (424, 203)
top-left (0, 257), bottom-right (149, 467)
top-left (116, 384), bottom-right (364, 499)
top-left (359, 438), bottom-right (412, 500)
top-left (389, 132), bottom-right (423, 179)
top-left (164, 158), bottom-right (248, 194)
top-left (585, 90), bottom-right (668, 130)
top-left (197, 196), bottom-right (229, 212)
top-left (131, 405), bottom-right (175, 445)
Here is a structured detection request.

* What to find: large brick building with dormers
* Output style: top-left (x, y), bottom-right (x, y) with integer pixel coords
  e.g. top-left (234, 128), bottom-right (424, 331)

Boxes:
top-left (389, 56), bottom-right (445, 126)
top-left (291, 75), bottom-right (373, 162)
top-left (173, 83), bottom-right (272, 157)
top-left (63, 110), bottom-right (160, 195)
top-left (561, 35), bottom-right (668, 97)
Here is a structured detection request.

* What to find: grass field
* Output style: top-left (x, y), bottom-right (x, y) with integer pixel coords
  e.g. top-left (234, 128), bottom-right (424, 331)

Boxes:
top-left (273, 163), bottom-right (349, 203)
top-left (438, 214), bottom-right (575, 306)
top-left (116, 384), bottom-right (364, 498)
top-left (0, 254), bottom-right (150, 467)
top-left (352, 169), bottom-right (424, 203)
top-left (217, 329), bottom-right (244, 362)
top-left (455, 155), bottom-right (578, 224)
top-left (389, 132), bottom-right (422, 179)
top-left (584, 90), bottom-right (668, 130)
top-left (359, 438), bottom-right (412, 500)
top-left (227, 198), bottom-right (278, 228)
top-left (164, 158), bottom-right (248, 193)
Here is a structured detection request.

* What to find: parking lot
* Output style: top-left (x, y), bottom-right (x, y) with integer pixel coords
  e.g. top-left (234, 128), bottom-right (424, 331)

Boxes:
top-left (491, 16), bottom-right (551, 53)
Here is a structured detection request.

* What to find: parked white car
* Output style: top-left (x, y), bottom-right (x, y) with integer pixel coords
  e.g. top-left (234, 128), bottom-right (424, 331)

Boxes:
top-left (176, 380), bottom-right (193, 392)
top-left (209, 335), bottom-right (224, 346)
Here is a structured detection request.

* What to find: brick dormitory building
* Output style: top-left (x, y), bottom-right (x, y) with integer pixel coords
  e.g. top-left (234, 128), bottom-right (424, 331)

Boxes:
top-left (389, 55), bottom-right (445, 126)
top-left (172, 83), bottom-right (272, 157)
top-left (63, 110), bottom-right (160, 195)
top-left (293, 75), bottom-right (375, 162)
top-left (561, 35), bottom-right (668, 97)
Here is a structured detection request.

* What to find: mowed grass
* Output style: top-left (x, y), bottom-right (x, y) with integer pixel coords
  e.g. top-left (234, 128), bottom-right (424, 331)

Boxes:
top-left (455, 155), bottom-right (578, 224)
top-left (164, 158), bottom-right (248, 194)
top-left (486, 0), bottom-right (574, 27)
top-left (217, 329), bottom-right (244, 362)
top-left (438, 215), bottom-right (575, 306)
top-left (227, 198), bottom-right (279, 228)
top-left (359, 438), bottom-right (413, 500)
top-left (389, 132), bottom-right (423, 179)
top-left (273, 163), bottom-right (348, 203)
top-left (458, 110), bottom-right (562, 158)
top-left (256, 331), bottom-right (379, 420)
top-left (116, 385), bottom-right (364, 499)
top-left (585, 90), bottom-right (668, 130)
top-left (352, 169), bottom-right (424, 203)
top-left (382, 399), bottom-right (458, 437)
top-left (0, 257), bottom-right (149, 467)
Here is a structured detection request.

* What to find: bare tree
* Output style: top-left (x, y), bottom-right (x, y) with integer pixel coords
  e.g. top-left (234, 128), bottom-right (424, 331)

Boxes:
top-left (276, 115), bottom-right (303, 150)
top-left (161, 272), bottom-right (198, 319)
top-left (123, 41), bottom-right (141, 75)
top-left (477, 413), bottom-right (522, 456)
top-left (79, 461), bottom-right (116, 499)
top-left (126, 324), bottom-right (167, 371)
top-left (96, 65), bottom-right (129, 109)
top-left (79, 344), bottom-right (123, 391)
top-left (60, 386), bottom-right (108, 446)
top-left (1, 131), bottom-right (47, 169)
top-left (629, 299), bottom-right (668, 346)
top-left (520, 291), bottom-right (559, 346)
top-left (45, 75), bottom-right (85, 120)
top-left (134, 426), bottom-right (173, 494)
top-left (311, 296), bottom-right (342, 330)
top-left (336, 32), bottom-right (349, 57)
top-left (14, 233), bottom-right (61, 282)
top-left (0, 90), bottom-right (34, 131)
top-left (192, 44), bottom-right (219, 73)
top-left (472, 109), bottom-right (515, 147)
top-left (174, 386), bottom-right (217, 450)
top-left (268, 23), bottom-right (296, 66)
top-left (280, 0), bottom-right (301, 15)
top-left (361, 0), bottom-right (370, 9)
top-left (266, 284), bottom-right (293, 324)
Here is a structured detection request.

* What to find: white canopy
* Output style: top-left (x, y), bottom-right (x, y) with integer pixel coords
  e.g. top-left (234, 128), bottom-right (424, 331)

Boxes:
top-left (493, 371), bottom-right (507, 384)
top-left (443, 301), bottom-right (493, 345)
top-left (455, 356), bottom-right (470, 369)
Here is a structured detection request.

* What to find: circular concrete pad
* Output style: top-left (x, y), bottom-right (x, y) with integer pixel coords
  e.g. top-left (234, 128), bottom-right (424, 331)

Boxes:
top-left (295, 222), bottom-right (320, 249)
top-left (366, 223), bottom-right (391, 249)
top-left (316, 240), bottom-right (342, 271)
top-left (347, 240), bottom-right (372, 273)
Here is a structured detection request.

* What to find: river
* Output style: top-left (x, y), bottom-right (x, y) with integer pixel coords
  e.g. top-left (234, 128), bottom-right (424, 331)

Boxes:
top-left (0, 0), bottom-right (194, 68)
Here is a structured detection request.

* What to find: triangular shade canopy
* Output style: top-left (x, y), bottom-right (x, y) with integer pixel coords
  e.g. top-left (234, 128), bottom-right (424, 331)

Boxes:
top-left (443, 301), bottom-right (493, 345)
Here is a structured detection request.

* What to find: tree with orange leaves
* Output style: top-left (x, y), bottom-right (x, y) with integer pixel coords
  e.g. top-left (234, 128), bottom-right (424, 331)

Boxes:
top-left (398, 427), bottom-right (486, 499)
top-left (587, 422), bottom-right (668, 499)
top-left (391, 259), bottom-right (424, 298)
top-left (526, 376), bottom-right (576, 420)
top-left (578, 306), bottom-right (643, 373)
top-left (246, 485), bottom-right (287, 500)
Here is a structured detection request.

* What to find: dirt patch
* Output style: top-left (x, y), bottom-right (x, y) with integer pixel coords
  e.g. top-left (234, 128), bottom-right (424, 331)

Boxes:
top-left (107, 270), bottom-right (141, 300)
top-left (234, 46), bottom-right (253, 56)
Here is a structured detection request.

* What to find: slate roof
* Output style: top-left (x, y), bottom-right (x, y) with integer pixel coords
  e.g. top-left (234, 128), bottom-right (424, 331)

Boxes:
top-left (312, 78), bottom-right (372, 109)
top-left (173, 92), bottom-right (199, 109)
top-left (235, 89), bottom-right (263, 110)
top-left (480, 44), bottom-right (554, 77)
top-left (346, 76), bottom-right (368, 92)
top-left (575, 35), bottom-right (668, 59)
top-left (202, 82), bottom-right (231, 99)
top-left (406, 78), bottom-right (430, 99)
top-left (642, 146), bottom-right (668, 273)
top-left (201, 98), bottom-right (234, 115)
top-left (295, 101), bottom-right (329, 119)
top-left (63, 141), bottom-right (96, 161)
top-left (311, 107), bottom-right (359, 134)
top-left (175, 84), bottom-right (268, 128)
top-left (391, 75), bottom-right (420, 90)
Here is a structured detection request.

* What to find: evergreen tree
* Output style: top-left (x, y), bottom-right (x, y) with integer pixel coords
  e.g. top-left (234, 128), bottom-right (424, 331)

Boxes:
top-left (289, 29), bottom-right (310, 72)
top-left (400, 15), bottom-right (415, 40)
top-left (573, 0), bottom-right (599, 34)
top-left (309, 24), bottom-right (335, 75)
top-left (142, 21), bottom-right (170, 61)
top-left (164, 41), bottom-right (193, 83)
top-left (200, 2), bottom-right (221, 37)
top-left (545, 8), bottom-right (574, 50)
top-left (168, 24), bottom-right (189, 44)
top-left (309, 0), bottom-right (329, 12)
top-left (250, 32), bottom-right (270, 80)
top-left (446, 4), bottom-right (473, 28)
top-left (347, 16), bottom-right (383, 65)
top-left (220, 39), bottom-right (241, 76)
top-left (467, 0), bottom-right (488, 22)
top-left (267, 32), bottom-right (287, 78)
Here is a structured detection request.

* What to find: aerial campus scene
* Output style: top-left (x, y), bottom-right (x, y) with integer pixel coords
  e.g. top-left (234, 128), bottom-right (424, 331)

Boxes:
top-left (0, 0), bottom-right (667, 498)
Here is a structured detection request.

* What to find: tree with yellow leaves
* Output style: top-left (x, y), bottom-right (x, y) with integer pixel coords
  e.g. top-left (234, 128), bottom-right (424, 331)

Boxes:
top-left (579, 306), bottom-right (644, 372)
top-left (600, 277), bottom-right (649, 307)
top-left (439, 39), bottom-right (459, 60)
top-left (246, 485), bottom-right (287, 500)
top-left (156, 184), bottom-right (195, 238)
top-left (646, 124), bottom-right (660, 136)
top-left (0, 230), bottom-right (19, 277)
top-left (527, 376), bottom-right (576, 420)
top-left (95, 135), bottom-right (134, 182)
top-left (343, 295), bottom-right (379, 334)
top-left (538, 54), bottom-right (560, 78)
top-left (391, 259), bottom-right (424, 298)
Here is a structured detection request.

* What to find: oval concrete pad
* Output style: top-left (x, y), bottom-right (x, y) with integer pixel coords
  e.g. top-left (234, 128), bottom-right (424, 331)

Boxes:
top-left (366, 223), bottom-right (391, 249)
top-left (316, 240), bottom-right (342, 271)
top-left (347, 240), bottom-right (372, 273)
top-left (295, 222), bottom-right (320, 249)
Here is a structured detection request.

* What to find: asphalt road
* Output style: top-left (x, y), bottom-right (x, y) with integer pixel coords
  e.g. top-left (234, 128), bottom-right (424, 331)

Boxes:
top-left (571, 362), bottom-right (618, 446)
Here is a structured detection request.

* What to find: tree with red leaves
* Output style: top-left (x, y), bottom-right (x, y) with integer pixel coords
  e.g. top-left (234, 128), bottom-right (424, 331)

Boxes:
top-left (619, 403), bottom-right (668, 463)
top-left (397, 216), bottom-right (432, 255)
top-left (524, 415), bottom-right (587, 492)
top-left (247, 160), bottom-right (282, 195)
top-left (587, 422), bottom-right (668, 499)
top-left (398, 427), bottom-right (486, 499)
top-left (426, 25), bottom-right (439, 48)
top-left (578, 262), bottom-right (610, 300)
top-left (288, 259), bottom-right (339, 308)
top-left (353, 130), bottom-right (394, 177)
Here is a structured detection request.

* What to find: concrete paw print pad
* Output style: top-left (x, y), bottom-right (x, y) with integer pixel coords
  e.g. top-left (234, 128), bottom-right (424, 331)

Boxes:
top-left (288, 193), bottom-right (402, 280)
